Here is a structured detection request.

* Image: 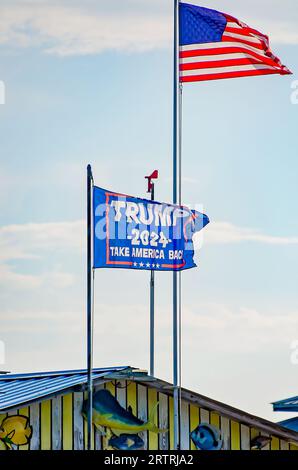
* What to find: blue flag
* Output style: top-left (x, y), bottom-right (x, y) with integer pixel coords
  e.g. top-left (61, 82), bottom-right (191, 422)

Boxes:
top-left (93, 186), bottom-right (209, 271)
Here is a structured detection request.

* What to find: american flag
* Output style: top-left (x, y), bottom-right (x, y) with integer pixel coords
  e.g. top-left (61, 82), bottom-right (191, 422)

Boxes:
top-left (179, 3), bottom-right (291, 83)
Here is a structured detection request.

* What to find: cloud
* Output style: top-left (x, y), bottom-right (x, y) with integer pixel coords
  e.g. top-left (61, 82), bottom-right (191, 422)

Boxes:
top-left (1, 218), bottom-right (297, 266)
top-left (0, 263), bottom-right (75, 290)
top-left (0, 0), bottom-right (296, 57)
top-left (0, 217), bottom-right (297, 291)
top-left (0, 1), bottom-right (171, 56)
top-left (2, 301), bottom-right (298, 374)
top-left (0, 220), bottom-right (84, 261)
top-left (204, 222), bottom-right (298, 246)
top-left (181, 303), bottom-right (298, 354)
top-left (253, 20), bottom-right (298, 45)
top-left (0, 220), bottom-right (82, 289)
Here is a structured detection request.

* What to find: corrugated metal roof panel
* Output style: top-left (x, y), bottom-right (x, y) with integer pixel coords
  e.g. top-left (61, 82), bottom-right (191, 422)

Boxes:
top-left (278, 417), bottom-right (298, 432)
top-left (1, 367), bottom-right (298, 443)
top-left (0, 366), bottom-right (131, 411)
top-left (272, 396), bottom-right (298, 412)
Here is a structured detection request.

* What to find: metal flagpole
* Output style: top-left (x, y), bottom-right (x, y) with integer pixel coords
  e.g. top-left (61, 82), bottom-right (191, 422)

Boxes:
top-left (150, 182), bottom-right (155, 377)
top-left (173, 0), bottom-right (182, 451)
top-left (87, 163), bottom-right (94, 450)
top-left (145, 170), bottom-right (158, 377)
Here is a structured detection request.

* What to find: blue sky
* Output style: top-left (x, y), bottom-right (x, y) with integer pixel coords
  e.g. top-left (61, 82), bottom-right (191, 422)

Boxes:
top-left (0, 0), bottom-right (298, 422)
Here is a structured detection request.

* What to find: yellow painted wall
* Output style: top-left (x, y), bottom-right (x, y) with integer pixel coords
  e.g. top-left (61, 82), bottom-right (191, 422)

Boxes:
top-left (0, 380), bottom-right (297, 451)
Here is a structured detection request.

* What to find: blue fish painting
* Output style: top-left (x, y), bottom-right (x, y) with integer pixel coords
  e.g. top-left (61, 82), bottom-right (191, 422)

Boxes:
top-left (190, 423), bottom-right (222, 451)
top-left (108, 433), bottom-right (144, 450)
top-left (82, 389), bottom-right (166, 435)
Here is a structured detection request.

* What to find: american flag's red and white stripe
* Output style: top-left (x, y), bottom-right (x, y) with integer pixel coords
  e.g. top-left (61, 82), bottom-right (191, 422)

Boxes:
top-left (180, 15), bottom-right (291, 83)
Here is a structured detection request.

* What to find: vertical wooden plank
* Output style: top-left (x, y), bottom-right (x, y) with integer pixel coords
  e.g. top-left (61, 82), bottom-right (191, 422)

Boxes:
top-left (250, 428), bottom-right (260, 439)
top-left (83, 391), bottom-right (94, 450)
top-left (180, 401), bottom-right (190, 450)
top-left (189, 405), bottom-right (199, 450)
top-left (19, 406), bottom-right (29, 416)
top-left (105, 381), bottom-right (115, 396)
top-left (137, 384), bottom-right (148, 450)
top-left (169, 396), bottom-right (174, 450)
top-left (280, 440), bottom-right (289, 450)
top-left (18, 407), bottom-right (29, 450)
top-left (250, 428), bottom-right (261, 451)
top-left (3, 409), bottom-right (18, 450)
top-left (230, 421), bottom-right (240, 450)
top-left (240, 424), bottom-right (250, 450)
top-left (158, 393), bottom-right (169, 450)
top-left (40, 400), bottom-right (51, 450)
top-left (6, 410), bottom-right (18, 450)
top-left (51, 396), bottom-right (62, 450)
top-left (29, 403), bottom-right (40, 450)
top-left (210, 412), bottom-right (220, 429)
top-left (0, 411), bottom-right (7, 449)
top-left (73, 392), bottom-right (84, 450)
top-left (271, 436), bottom-right (280, 450)
top-left (0, 413), bottom-right (7, 450)
top-left (200, 408), bottom-right (210, 424)
top-left (209, 412), bottom-right (221, 450)
top-left (148, 388), bottom-right (158, 450)
top-left (0, 413), bottom-right (7, 425)
top-left (62, 394), bottom-right (73, 450)
top-left (290, 443), bottom-right (298, 450)
top-left (220, 416), bottom-right (230, 450)
top-left (260, 432), bottom-right (270, 451)
top-left (116, 381), bottom-right (126, 408)
top-left (94, 429), bottom-right (102, 450)
top-left (83, 391), bottom-right (88, 450)
top-left (127, 382), bottom-right (137, 416)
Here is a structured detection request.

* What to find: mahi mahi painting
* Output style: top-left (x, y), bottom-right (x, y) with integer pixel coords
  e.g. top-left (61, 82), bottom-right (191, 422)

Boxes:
top-left (82, 389), bottom-right (166, 436)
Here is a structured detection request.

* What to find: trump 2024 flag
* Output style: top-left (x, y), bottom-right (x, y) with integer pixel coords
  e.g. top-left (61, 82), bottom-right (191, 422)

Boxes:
top-left (93, 186), bottom-right (209, 271)
top-left (179, 3), bottom-right (292, 82)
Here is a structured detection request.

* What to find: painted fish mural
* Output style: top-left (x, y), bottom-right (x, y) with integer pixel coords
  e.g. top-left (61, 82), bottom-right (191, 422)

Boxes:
top-left (190, 423), bottom-right (222, 451)
top-left (0, 415), bottom-right (32, 450)
top-left (108, 433), bottom-right (144, 450)
top-left (251, 435), bottom-right (272, 450)
top-left (82, 389), bottom-right (166, 435)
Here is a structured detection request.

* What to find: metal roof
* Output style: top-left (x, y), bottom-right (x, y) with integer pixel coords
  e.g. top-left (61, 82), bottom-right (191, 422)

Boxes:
top-left (1, 367), bottom-right (298, 443)
top-left (0, 366), bottom-right (132, 411)
top-left (272, 396), bottom-right (298, 412)
top-left (278, 418), bottom-right (298, 432)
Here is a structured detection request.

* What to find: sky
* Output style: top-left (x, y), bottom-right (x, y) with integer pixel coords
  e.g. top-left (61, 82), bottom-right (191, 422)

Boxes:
top-left (0, 0), bottom-right (297, 423)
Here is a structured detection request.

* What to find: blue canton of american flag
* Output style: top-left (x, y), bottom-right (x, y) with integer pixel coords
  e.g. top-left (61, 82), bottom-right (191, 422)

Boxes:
top-left (179, 3), bottom-right (292, 83)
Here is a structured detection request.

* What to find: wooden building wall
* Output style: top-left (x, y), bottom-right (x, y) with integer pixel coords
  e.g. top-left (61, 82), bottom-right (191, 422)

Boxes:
top-left (0, 380), bottom-right (297, 451)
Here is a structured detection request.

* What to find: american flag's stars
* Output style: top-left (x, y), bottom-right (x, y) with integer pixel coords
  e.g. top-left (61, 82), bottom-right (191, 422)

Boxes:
top-left (133, 262), bottom-right (161, 269)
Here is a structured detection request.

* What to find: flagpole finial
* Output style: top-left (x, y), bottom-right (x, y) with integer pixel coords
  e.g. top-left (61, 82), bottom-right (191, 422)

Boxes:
top-left (87, 164), bottom-right (93, 180)
top-left (145, 170), bottom-right (159, 193)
